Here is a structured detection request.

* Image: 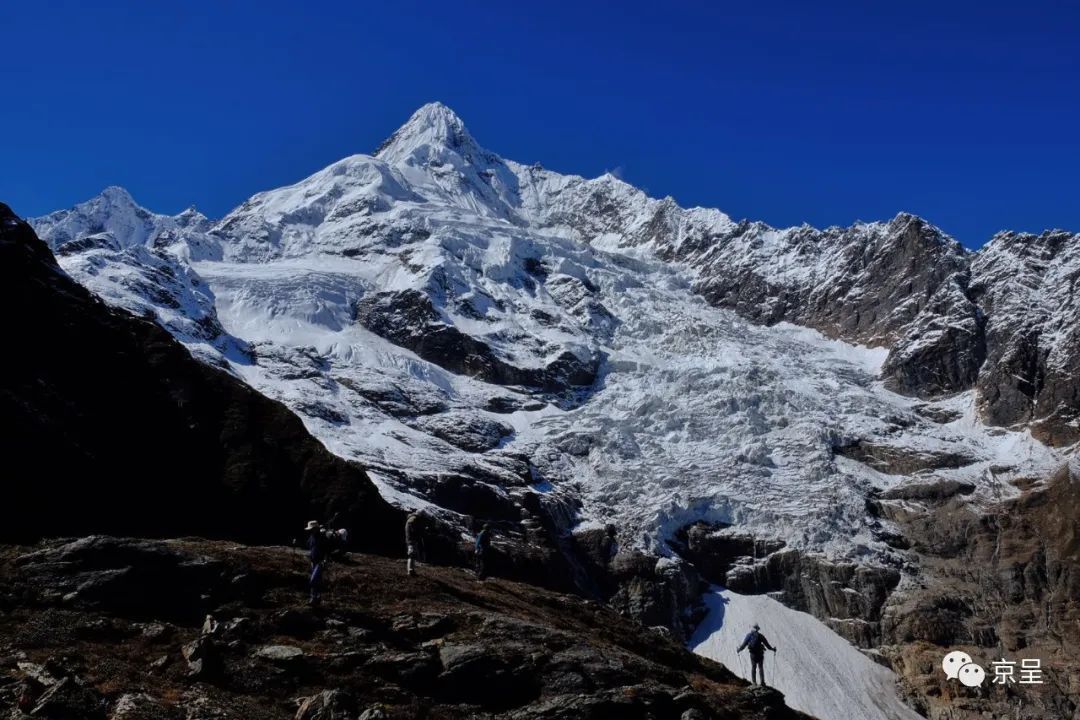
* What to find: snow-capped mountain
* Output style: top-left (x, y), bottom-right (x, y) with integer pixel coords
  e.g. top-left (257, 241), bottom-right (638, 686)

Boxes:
top-left (30, 102), bottom-right (1074, 557)
top-left (33, 185), bottom-right (216, 258)
top-left (28, 102), bottom-right (1080, 720)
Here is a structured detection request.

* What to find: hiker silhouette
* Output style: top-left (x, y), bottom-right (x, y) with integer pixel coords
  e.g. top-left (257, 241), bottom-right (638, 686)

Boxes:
top-left (737, 623), bottom-right (777, 686)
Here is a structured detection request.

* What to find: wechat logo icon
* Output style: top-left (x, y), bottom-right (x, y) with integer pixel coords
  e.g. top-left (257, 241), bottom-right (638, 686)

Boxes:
top-left (942, 650), bottom-right (986, 687)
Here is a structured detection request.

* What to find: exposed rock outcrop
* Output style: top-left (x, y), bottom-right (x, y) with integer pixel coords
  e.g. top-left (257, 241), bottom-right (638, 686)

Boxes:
top-left (605, 553), bottom-right (705, 642)
top-left (354, 289), bottom-right (600, 399)
top-left (672, 524), bottom-right (900, 648)
top-left (876, 462), bottom-right (1080, 719)
top-left (690, 215), bottom-right (970, 345)
top-left (970, 230), bottom-right (1080, 446)
top-left (833, 440), bottom-right (977, 475)
top-left (411, 411), bottom-right (514, 453)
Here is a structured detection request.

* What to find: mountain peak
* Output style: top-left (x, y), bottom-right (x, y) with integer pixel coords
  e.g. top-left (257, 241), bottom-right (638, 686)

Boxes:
top-left (375, 102), bottom-right (483, 164)
top-left (97, 185), bottom-right (137, 205)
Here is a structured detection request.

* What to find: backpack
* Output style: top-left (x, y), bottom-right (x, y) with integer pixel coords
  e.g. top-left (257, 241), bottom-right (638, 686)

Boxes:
top-left (746, 631), bottom-right (763, 652)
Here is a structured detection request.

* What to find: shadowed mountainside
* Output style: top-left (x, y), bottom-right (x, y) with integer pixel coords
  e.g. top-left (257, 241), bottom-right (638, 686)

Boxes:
top-left (0, 202), bottom-right (400, 548)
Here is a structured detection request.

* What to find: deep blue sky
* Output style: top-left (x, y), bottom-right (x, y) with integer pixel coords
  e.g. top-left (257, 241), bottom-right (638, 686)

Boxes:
top-left (3, 1), bottom-right (1078, 246)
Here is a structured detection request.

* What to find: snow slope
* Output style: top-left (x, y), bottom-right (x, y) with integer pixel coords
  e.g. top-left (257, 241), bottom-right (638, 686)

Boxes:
top-left (690, 587), bottom-right (923, 720)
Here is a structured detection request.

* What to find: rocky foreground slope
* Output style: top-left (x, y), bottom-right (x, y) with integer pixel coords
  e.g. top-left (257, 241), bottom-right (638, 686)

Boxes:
top-left (0, 536), bottom-right (809, 720)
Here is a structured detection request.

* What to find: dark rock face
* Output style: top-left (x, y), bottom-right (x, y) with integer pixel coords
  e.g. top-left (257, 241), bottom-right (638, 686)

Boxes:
top-left (354, 289), bottom-right (600, 397)
top-left (411, 411), bottom-right (514, 453)
top-left (15, 537), bottom-right (223, 622)
top-left (55, 231), bottom-right (120, 256)
top-left (678, 213), bottom-right (983, 399)
top-left (696, 216), bottom-right (968, 344)
top-left (833, 439), bottom-right (977, 475)
top-left (567, 527), bottom-right (708, 642)
top-left (879, 274), bottom-right (986, 398)
top-left (544, 273), bottom-right (619, 340)
top-left (0, 538), bottom-right (812, 720)
top-left (295, 689), bottom-right (358, 719)
top-left (729, 550), bottom-right (901, 648)
top-left (605, 553), bottom-right (705, 642)
top-left (877, 479), bottom-right (976, 502)
top-left (335, 374), bottom-right (448, 418)
top-left (28, 675), bottom-right (107, 720)
top-left (0, 203), bottom-right (400, 548)
top-left (182, 634), bottom-right (223, 679)
top-left (672, 525), bottom-right (900, 648)
top-left (877, 463), bottom-right (1080, 719)
top-left (970, 230), bottom-right (1080, 446)
top-left (671, 526), bottom-right (786, 587)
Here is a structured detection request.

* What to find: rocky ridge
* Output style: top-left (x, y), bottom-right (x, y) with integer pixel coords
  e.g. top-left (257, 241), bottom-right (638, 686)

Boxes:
top-left (0, 536), bottom-right (811, 720)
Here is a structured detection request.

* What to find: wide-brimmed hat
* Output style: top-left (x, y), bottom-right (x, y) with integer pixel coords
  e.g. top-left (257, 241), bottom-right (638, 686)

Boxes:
top-left (305, 520), bottom-right (320, 531)
top-left (752, 623), bottom-right (760, 630)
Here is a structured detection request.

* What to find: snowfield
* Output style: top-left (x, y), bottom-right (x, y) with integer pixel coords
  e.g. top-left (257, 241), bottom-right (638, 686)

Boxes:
top-left (690, 587), bottom-right (923, 720)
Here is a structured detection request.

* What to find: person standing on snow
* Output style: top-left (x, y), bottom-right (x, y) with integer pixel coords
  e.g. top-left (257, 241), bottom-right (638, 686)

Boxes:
top-left (737, 623), bottom-right (776, 686)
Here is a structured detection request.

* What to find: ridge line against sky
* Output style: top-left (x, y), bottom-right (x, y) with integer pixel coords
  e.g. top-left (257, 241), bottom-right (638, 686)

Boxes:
top-left (3, 0), bottom-right (1079, 248)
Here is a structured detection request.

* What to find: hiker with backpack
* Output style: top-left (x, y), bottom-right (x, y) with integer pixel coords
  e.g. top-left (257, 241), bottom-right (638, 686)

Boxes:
top-left (736, 623), bottom-right (776, 686)
top-left (305, 520), bottom-right (329, 606)
top-left (474, 523), bottom-right (492, 579)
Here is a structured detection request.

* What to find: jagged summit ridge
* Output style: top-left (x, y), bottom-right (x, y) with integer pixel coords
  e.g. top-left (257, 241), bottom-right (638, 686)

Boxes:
top-left (32, 185), bottom-right (212, 256)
